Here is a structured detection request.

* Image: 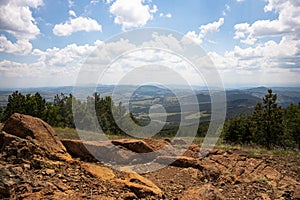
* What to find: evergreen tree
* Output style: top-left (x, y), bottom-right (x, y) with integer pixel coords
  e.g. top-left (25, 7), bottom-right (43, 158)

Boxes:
top-left (284, 103), bottom-right (300, 149)
top-left (223, 115), bottom-right (251, 144)
top-left (3, 91), bottom-right (26, 120)
top-left (261, 89), bottom-right (284, 149)
top-left (0, 107), bottom-right (3, 122)
top-left (24, 92), bottom-right (46, 118)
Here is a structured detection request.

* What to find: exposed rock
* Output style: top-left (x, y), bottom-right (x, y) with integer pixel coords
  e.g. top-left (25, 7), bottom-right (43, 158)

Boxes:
top-left (179, 184), bottom-right (225, 200)
top-left (117, 172), bottom-right (163, 198)
top-left (0, 113), bottom-right (299, 199)
top-left (143, 138), bottom-right (169, 151)
top-left (3, 113), bottom-right (71, 161)
top-left (154, 156), bottom-right (204, 170)
top-left (61, 139), bottom-right (141, 164)
top-left (81, 163), bottom-right (115, 181)
top-left (112, 139), bottom-right (154, 153)
top-left (61, 139), bottom-right (91, 158)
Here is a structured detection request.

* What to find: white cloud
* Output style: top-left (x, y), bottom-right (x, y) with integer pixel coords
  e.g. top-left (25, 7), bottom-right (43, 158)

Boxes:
top-left (53, 16), bottom-right (102, 36)
top-left (150, 5), bottom-right (158, 13)
top-left (109, 0), bottom-right (154, 30)
top-left (234, 0), bottom-right (300, 44)
top-left (0, 35), bottom-right (32, 55)
top-left (69, 10), bottom-right (77, 18)
top-left (229, 0), bottom-right (300, 75)
top-left (0, 40), bottom-right (105, 87)
top-left (159, 13), bottom-right (172, 18)
top-left (0, 0), bottom-right (43, 55)
top-left (91, 0), bottom-right (99, 4)
top-left (103, 0), bottom-right (113, 4)
top-left (32, 42), bottom-right (99, 66)
top-left (222, 4), bottom-right (231, 16)
top-left (68, 0), bottom-right (74, 7)
top-left (207, 0), bottom-right (300, 86)
top-left (184, 18), bottom-right (224, 44)
top-left (0, 0), bottom-right (43, 40)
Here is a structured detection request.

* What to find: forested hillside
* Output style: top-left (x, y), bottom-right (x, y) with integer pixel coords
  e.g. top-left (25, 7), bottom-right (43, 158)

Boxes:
top-left (0, 91), bottom-right (136, 136)
top-left (0, 89), bottom-right (299, 149)
top-left (222, 89), bottom-right (300, 149)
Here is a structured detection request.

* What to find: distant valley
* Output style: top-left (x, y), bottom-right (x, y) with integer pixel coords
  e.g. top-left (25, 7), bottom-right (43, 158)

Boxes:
top-left (1, 85), bottom-right (300, 129)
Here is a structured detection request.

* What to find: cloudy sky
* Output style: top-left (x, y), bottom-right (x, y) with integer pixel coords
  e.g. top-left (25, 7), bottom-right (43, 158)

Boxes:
top-left (0, 0), bottom-right (299, 88)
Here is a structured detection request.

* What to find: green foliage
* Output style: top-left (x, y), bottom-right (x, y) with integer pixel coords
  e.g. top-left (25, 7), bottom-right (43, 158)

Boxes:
top-left (1, 91), bottom-right (139, 137)
top-left (284, 103), bottom-right (300, 149)
top-left (222, 89), bottom-right (299, 149)
top-left (0, 106), bottom-right (3, 122)
top-left (2, 91), bottom-right (46, 121)
top-left (223, 115), bottom-right (252, 144)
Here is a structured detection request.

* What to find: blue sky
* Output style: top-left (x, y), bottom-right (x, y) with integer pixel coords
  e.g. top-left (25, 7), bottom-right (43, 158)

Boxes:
top-left (0, 0), bottom-right (299, 88)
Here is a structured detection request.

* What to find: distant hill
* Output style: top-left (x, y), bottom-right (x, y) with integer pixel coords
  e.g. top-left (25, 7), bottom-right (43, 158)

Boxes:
top-left (1, 86), bottom-right (300, 124)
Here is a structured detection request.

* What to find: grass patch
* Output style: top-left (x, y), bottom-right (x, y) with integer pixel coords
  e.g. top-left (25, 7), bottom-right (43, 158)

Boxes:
top-left (247, 151), bottom-right (260, 158)
top-left (54, 127), bottom-right (130, 141)
top-left (257, 177), bottom-right (269, 185)
top-left (272, 150), bottom-right (293, 156)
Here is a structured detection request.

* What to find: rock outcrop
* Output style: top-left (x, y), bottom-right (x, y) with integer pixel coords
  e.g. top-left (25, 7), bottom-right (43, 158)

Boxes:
top-left (3, 113), bottom-right (71, 161)
top-left (0, 113), bottom-right (299, 199)
top-left (112, 139), bottom-right (154, 153)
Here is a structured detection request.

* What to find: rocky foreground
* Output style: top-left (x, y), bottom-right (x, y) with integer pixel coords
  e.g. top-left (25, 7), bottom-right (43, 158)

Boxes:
top-left (0, 113), bottom-right (299, 199)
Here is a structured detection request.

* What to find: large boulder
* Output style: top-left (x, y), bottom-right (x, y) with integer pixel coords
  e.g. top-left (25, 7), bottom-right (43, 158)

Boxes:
top-left (2, 113), bottom-right (71, 161)
top-left (111, 139), bottom-right (154, 153)
top-left (61, 139), bottom-right (143, 164)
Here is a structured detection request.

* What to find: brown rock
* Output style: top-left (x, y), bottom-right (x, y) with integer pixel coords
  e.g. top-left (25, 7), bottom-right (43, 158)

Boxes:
top-left (3, 113), bottom-right (71, 161)
top-left (112, 139), bottom-right (154, 153)
top-left (179, 184), bottom-right (225, 200)
top-left (52, 178), bottom-right (70, 192)
top-left (81, 163), bottom-right (115, 181)
top-left (117, 172), bottom-right (163, 198)
top-left (143, 138), bottom-right (169, 151)
top-left (62, 139), bottom-right (141, 164)
top-left (61, 139), bottom-right (90, 158)
top-left (154, 156), bottom-right (204, 170)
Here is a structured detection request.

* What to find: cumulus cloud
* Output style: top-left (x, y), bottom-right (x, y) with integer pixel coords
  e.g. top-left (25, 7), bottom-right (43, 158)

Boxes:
top-left (32, 42), bottom-right (99, 66)
top-left (69, 10), bottom-right (77, 18)
top-left (159, 13), bottom-right (172, 18)
top-left (229, 0), bottom-right (300, 74)
top-left (184, 18), bottom-right (224, 44)
top-left (0, 0), bottom-right (43, 40)
top-left (53, 16), bottom-right (102, 36)
top-left (234, 0), bottom-right (300, 44)
top-left (0, 40), bottom-right (105, 87)
top-left (0, 35), bottom-right (32, 55)
top-left (0, 0), bottom-right (43, 55)
top-left (109, 0), bottom-right (155, 30)
top-left (203, 0), bottom-right (300, 86)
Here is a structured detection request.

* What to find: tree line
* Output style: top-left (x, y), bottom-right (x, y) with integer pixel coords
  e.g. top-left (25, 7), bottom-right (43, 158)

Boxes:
top-left (0, 91), bottom-right (137, 135)
top-left (0, 89), bottom-right (299, 150)
top-left (222, 89), bottom-right (300, 150)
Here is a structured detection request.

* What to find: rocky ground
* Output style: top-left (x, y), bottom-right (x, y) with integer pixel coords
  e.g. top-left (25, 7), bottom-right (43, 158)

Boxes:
top-left (0, 113), bottom-right (299, 199)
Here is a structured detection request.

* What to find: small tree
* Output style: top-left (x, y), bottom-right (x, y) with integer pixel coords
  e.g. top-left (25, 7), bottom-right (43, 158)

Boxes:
top-left (252, 89), bottom-right (284, 149)
top-left (223, 115), bottom-right (252, 144)
top-left (3, 91), bottom-right (26, 120)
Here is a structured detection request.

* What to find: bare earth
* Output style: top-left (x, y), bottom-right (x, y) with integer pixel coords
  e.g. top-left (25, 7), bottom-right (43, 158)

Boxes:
top-left (0, 115), bottom-right (299, 199)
